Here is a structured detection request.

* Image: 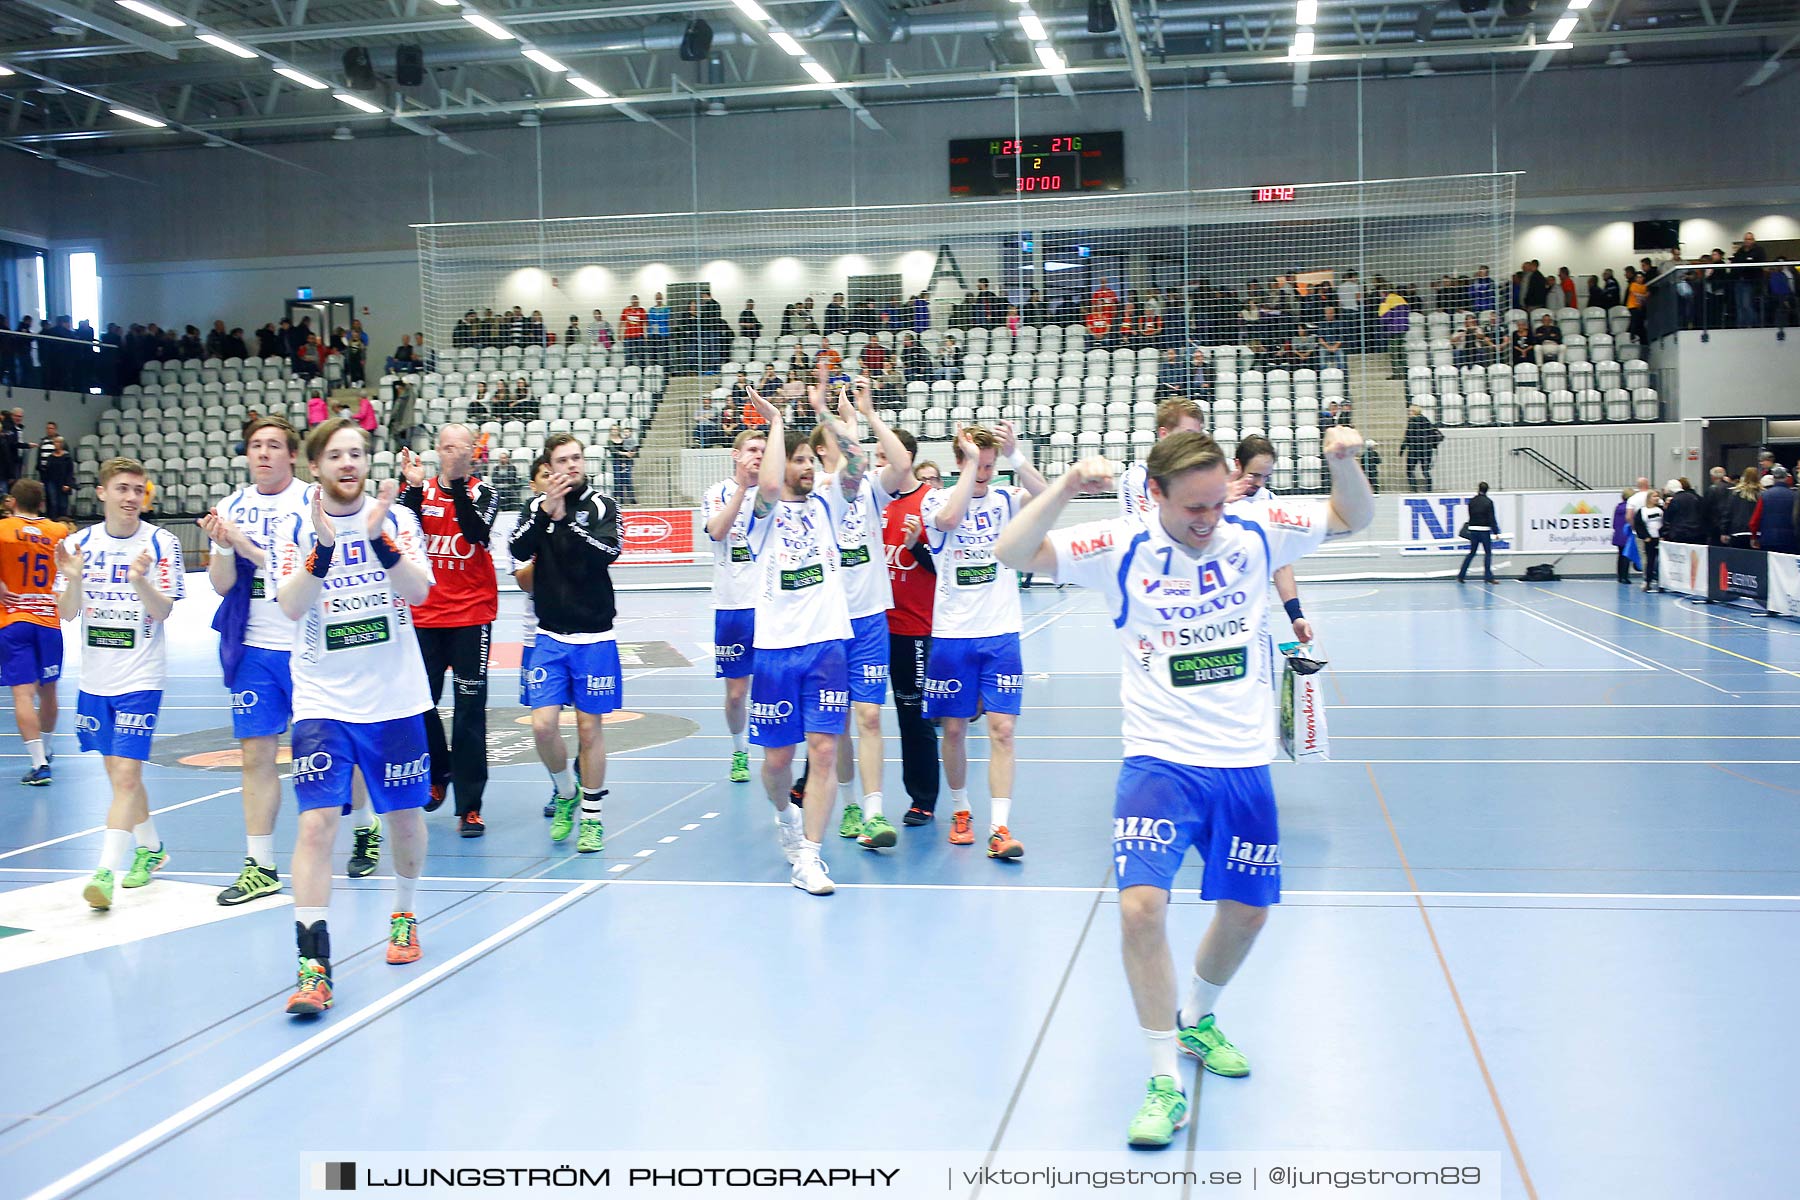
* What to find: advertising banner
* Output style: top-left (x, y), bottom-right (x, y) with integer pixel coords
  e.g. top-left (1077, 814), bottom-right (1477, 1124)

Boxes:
top-left (1395, 493), bottom-right (1518, 555)
top-left (618, 509), bottom-right (697, 563)
top-left (1516, 492), bottom-right (1619, 555)
top-left (1658, 542), bottom-right (1708, 598)
top-left (1765, 552), bottom-right (1800, 617)
top-left (1707, 546), bottom-right (1769, 605)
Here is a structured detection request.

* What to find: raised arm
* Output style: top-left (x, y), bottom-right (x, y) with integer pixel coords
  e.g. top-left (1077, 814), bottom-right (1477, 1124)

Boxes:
top-left (854, 377), bottom-right (913, 496)
top-left (1321, 426), bottom-right (1375, 537)
top-left (279, 493), bottom-right (333, 620)
top-left (930, 431), bottom-right (981, 533)
top-left (750, 388), bottom-right (785, 517)
top-left (54, 538), bottom-right (84, 622)
top-left (995, 420), bottom-right (1049, 499)
top-left (995, 457), bottom-right (1115, 576)
top-left (129, 547), bottom-right (176, 623)
top-left (368, 482), bottom-right (433, 605)
top-left (705, 480), bottom-right (753, 542)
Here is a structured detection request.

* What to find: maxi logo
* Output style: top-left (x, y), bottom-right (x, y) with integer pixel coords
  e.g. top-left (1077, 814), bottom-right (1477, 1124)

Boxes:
top-left (1113, 816), bottom-right (1179, 846)
top-left (750, 700), bottom-right (795, 721)
top-left (231, 689), bottom-right (259, 709)
top-left (384, 752), bottom-right (430, 786)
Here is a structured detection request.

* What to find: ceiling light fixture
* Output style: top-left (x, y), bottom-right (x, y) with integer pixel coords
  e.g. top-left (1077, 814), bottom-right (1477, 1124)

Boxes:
top-left (522, 48), bottom-right (568, 72)
top-left (110, 106), bottom-right (168, 127)
top-left (335, 92), bottom-right (382, 112)
top-left (770, 30), bottom-right (805, 56)
top-left (1034, 44), bottom-right (1066, 72)
top-left (1289, 28), bottom-right (1315, 56)
top-left (731, 0), bottom-right (770, 20)
top-left (569, 76), bottom-right (609, 97)
top-left (1548, 15), bottom-right (1578, 40)
top-left (332, 124), bottom-right (354, 140)
top-left (462, 12), bottom-right (515, 40)
top-left (197, 33), bottom-right (258, 59)
top-left (1296, 0), bottom-right (1318, 25)
top-left (800, 59), bottom-right (835, 84)
top-left (115, 0), bottom-right (186, 28)
top-left (275, 66), bottom-right (329, 89)
top-left (0, 65), bottom-right (16, 77)
top-left (1018, 10), bottom-right (1047, 40)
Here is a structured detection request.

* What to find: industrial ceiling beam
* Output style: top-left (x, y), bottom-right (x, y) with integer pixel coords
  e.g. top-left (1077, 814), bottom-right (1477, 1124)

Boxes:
top-left (13, 0), bottom-right (180, 60)
top-left (1111, 0), bottom-right (1155, 116)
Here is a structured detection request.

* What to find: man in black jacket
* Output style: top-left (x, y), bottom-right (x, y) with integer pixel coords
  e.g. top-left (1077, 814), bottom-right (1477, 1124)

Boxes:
top-left (1457, 482), bottom-right (1500, 584)
top-left (508, 434), bottom-right (622, 853)
top-left (1702, 466), bottom-right (1733, 544)
top-left (1659, 478), bottom-right (1707, 544)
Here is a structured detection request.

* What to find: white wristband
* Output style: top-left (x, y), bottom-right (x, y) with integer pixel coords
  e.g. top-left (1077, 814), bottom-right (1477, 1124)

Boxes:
top-left (211, 543), bottom-right (234, 557)
top-left (1006, 449), bottom-right (1029, 470)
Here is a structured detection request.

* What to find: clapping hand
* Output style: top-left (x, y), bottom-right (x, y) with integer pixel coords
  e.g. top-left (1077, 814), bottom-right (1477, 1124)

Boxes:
top-left (366, 479), bottom-right (398, 539)
top-left (127, 549), bottom-right (153, 587)
top-left (398, 448), bottom-right (428, 488)
top-left (1063, 457), bottom-right (1116, 495)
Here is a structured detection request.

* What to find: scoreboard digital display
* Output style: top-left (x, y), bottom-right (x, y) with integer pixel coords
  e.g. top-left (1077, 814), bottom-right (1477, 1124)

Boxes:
top-left (948, 131), bottom-right (1125, 197)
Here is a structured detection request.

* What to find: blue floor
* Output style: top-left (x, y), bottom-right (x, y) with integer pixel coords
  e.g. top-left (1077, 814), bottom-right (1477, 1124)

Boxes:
top-left (4, 579), bottom-right (1800, 1199)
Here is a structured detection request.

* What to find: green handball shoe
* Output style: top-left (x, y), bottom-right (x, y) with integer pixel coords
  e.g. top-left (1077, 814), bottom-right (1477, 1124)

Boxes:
top-left (1126, 1076), bottom-right (1189, 1148)
top-left (1178, 1013), bottom-right (1250, 1077)
top-left (83, 869), bottom-right (116, 910)
top-left (549, 793), bottom-right (578, 843)
top-left (576, 818), bottom-right (604, 854)
top-left (857, 813), bottom-right (898, 849)
top-left (837, 802), bottom-right (864, 839)
top-left (122, 844), bottom-right (169, 888)
top-left (729, 750), bottom-right (751, 783)
top-left (218, 857), bottom-right (281, 906)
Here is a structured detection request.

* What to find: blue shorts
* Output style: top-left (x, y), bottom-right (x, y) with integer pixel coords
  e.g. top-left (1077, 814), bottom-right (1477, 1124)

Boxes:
top-left (0, 623), bottom-right (62, 687)
top-left (76, 690), bottom-right (162, 761)
top-left (1113, 757), bottom-right (1281, 907)
top-left (518, 642), bottom-right (534, 706)
top-left (923, 633), bottom-right (1023, 719)
top-left (748, 640), bottom-right (848, 748)
top-left (524, 636), bottom-right (623, 714)
top-left (713, 608), bottom-right (756, 680)
top-left (844, 612), bottom-right (890, 705)
top-left (230, 645), bottom-right (294, 739)
top-left (291, 715), bottom-right (431, 816)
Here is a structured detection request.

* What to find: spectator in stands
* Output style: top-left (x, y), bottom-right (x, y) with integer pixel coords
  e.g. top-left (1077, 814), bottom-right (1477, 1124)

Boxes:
top-left (899, 333), bottom-right (931, 383)
top-left (1507, 319), bottom-right (1533, 366)
top-left (352, 394), bottom-right (379, 434)
top-left (1625, 266), bottom-right (1650, 342)
top-left (204, 320), bottom-right (231, 359)
top-left (1468, 265), bottom-right (1496, 315)
top-left (933, 335), bottom-right (963, 381)
top-left (0, 409), bottom-right (22, 492)
top-left (1531, 313), bottom-right (1564, 363)
top-left (1724, 466), bottom-right (1762, 547)
top-left (225, 326), bottom-right (249, 360)
top-left (454, 310), bottom-right (478, 348)
top-left (384, 333), bottom-right (413, 375)
top-left (620, 295), bottom-right (647, 364)
top-left (647, 292), bottom-right (670, 366)
top-left (175, 324), bottom-right (202, 360)
top-left (754, 363), bottom-right (782, 397)
top-left (591, 309), bottom-right (614, 350)
top-left (1403, 405), bottom-right (1442, 490)
top-left (1700, 250), bottom-right (1729, 327)
top-left (823, 293), bottom-right (848, 336)
top-left (1611, 486), bottom-right (1635, 583)
top-left (526, 310), bottom-right (547, 345)
top-left (296, 334), bottom-right (326, 379)
top-left (906, 291), bottom-right (928, 333)
top-left (38, 437), bottom-right (73, 519)
top-left (1557, 267), bottom-right (1578, 309)
top-left (468, 381), bottom-right (492, 426)
top-left (1729, 234), bottom-right (1769, 328)
top-left (1520, 260), bottom-right (1551, 309)
top-left (489, 449), bottom-right (521, 512)
top-left (1281, 323), bottom-right (1319, 369)
top-left (861, 336), bottom-right (890, 377)
top-left (254, 322), bottom-right (279, 359)
top-left (1453, 315), bottom-right (1497, 368)
top-left (1661, 477), bottom-right (1706, 545)
top-left (1768, 262), bottom-right (1797, 328)
top-left (949, 292), bottom-right (976, 332)
top-left (695, 391), bottom-right (726, 448)
top-left (1022, 289), bottom-right (1049, 326)
top-left (739, 299), bottom-right (762, 340)
top-left (786, 346), bottom-right (812, 381)
top-left (796, 299), bottom-right (819, 335)
top-left (1751, 465), bottom-right (1797, 553)
top-left (1632, 489), bottom-right (1664, 592)
top-left (564, 314), bottom-right (582, 346)
top-left (488, 381), bottom-right (511, 425)
top-left (815, 337), bottom-right (844, 379)
top-left (1582, 275), bottom-right (1604, 309)
top-left (974, 278), bottom-right (1004, 327)
top-left (778, 302), bottom-right (800, 338)
top-left (608, 424), bottom-right (638, 504)
top-left (1156, 348), bottom-right (1189, 398)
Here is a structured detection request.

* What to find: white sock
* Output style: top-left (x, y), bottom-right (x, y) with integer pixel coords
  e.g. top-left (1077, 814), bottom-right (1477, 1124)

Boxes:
top-left (393, 873), bottom-right (418, 914)
top-left (950, 786), bottom-right (970, 814)
top-left (99, 828), bottom-right (132, 873)
top-left (838, 781), bottom-right (856, 809)
top-left (799, 836), bottom-right (821, 863)
top-left (551, 765), bottom-right (577, 797)
top-left (247, 834), bottom-right (276, 869)
top-left (731, 727), bottom-right (749, 753)
top-left (1180, 974), bottom-right (1225, 1030)
top-left (24, 740), bottom-right (45, 768)
top-left (1144, 1027), bottom-right (1181, 1081)
top-left (132, 818), bottom-right (160, 849)
top-left (778, 803), bottom-right (803, 828)
top-left (354, 807), bottom-right (378, 830)
top-left (41, 730), bottom-right (53, 758)
top-left (990, 796), bottom-right (1012, 831)
top-left (862, 790), bottom-right (884, 820)
top-left (295, 906), bottom-right (328, 927)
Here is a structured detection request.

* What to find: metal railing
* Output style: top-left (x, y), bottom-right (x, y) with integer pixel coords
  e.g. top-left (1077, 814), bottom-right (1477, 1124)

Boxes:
top-left (0, 327), bottom-right (120, 393)
top-left (1645, 257), bottom-right (1800, 342)
top-left (1510, 445), bottom-right (1587, 489)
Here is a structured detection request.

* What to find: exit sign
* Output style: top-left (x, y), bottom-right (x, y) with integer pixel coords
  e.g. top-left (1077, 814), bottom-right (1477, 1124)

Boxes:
top-left (296, 287), bottom-right (313, 299)
top-left (1253, 186), bottom-right (1297, 203)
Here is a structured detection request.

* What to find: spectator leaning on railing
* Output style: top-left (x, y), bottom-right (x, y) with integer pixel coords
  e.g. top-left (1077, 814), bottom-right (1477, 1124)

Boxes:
top-left (1750, 465), bottom-right (1797, 554)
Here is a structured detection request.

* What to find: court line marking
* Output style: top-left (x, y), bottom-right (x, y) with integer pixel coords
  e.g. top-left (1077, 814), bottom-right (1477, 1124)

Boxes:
top-left (1671, 599), bottom-right (1800, 638)
top-left (1533, 587), bottom-right (1800, 680)
top-left (634, 731), bottom-right (1800, 742)
top-left (1710, 763), bottom-right (1800, 797)
top-left (1509, 606), bottom-right (1660, 671)
top-left (19, 879), bottom-right (604, 1200)
top-left (1364, 763), bottom-right (1539, 1200)
top-left (1495, 593), bottom-right (1730, 695)
top-left (0, 786), bottom-right (244, 862)
top-left (600, 753), bottom-right (1800, 765)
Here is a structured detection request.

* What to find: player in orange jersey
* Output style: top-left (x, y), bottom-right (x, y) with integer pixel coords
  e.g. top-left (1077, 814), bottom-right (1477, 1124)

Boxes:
top-left (0, 479), bottom-right (69, 785)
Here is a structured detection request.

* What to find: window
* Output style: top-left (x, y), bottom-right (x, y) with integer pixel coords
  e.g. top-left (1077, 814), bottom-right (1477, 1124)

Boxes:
top-left (68, 251), bottom-right (99, 329)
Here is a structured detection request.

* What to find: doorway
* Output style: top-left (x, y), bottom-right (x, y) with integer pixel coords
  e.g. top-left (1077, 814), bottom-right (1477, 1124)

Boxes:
top-left (285, 297), bottom-right (354, 351)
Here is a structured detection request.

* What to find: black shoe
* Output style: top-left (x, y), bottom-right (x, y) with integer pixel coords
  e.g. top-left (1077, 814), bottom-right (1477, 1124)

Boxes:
top-left (347, 818), bottom-right (383, 878)
top-left (543, 796), bottom-right (556, 818)
top-left (1485, 577), bottom-right (1499, 584)
top-left (460, 811), bottom-right (486, 838)
top-left (1456, 575), bottom-right (1467, 583)
top-left (425, 782), bottom-right (448, 813)
top-left (903, 806), bottom-right (935, 826)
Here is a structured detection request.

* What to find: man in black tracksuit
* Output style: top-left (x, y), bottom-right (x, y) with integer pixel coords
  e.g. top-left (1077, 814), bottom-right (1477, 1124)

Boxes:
top-left (399, 424), bottom-right (501, 836)
top-left (508, 434), bottom-right (623, 852)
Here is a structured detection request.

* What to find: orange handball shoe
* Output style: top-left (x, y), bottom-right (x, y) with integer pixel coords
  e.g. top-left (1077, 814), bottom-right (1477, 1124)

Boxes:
top-left (386, 913), bottom-right (422, 965)
top-left (948, 810), bottom-right (975, 845)
top-left (987, 826), bottom-right (1024, 860)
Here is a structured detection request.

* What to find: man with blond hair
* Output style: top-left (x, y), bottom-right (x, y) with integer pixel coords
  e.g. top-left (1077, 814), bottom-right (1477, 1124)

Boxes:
top-left (1120, 397), bottom-right (1205, 520)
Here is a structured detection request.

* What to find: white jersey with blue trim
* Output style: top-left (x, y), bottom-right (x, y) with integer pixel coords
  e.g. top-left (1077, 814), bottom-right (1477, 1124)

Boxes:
top-left (215, 478), bottom-right (311, 651)
top-left (273, 497), bottom-right (435, 724)
top-left (701, 478), bottom-right (760, 611)
top-left (816, 470), bottom-right (894, 621)
top-left (745, 489), bottom-right (854, 650)
top-left (1046, 497), bottom-right (1330, 768)
top-left (920, 485), bottom-right (1026, 639)
top-left (69, 521), bottom-right (186, 696)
